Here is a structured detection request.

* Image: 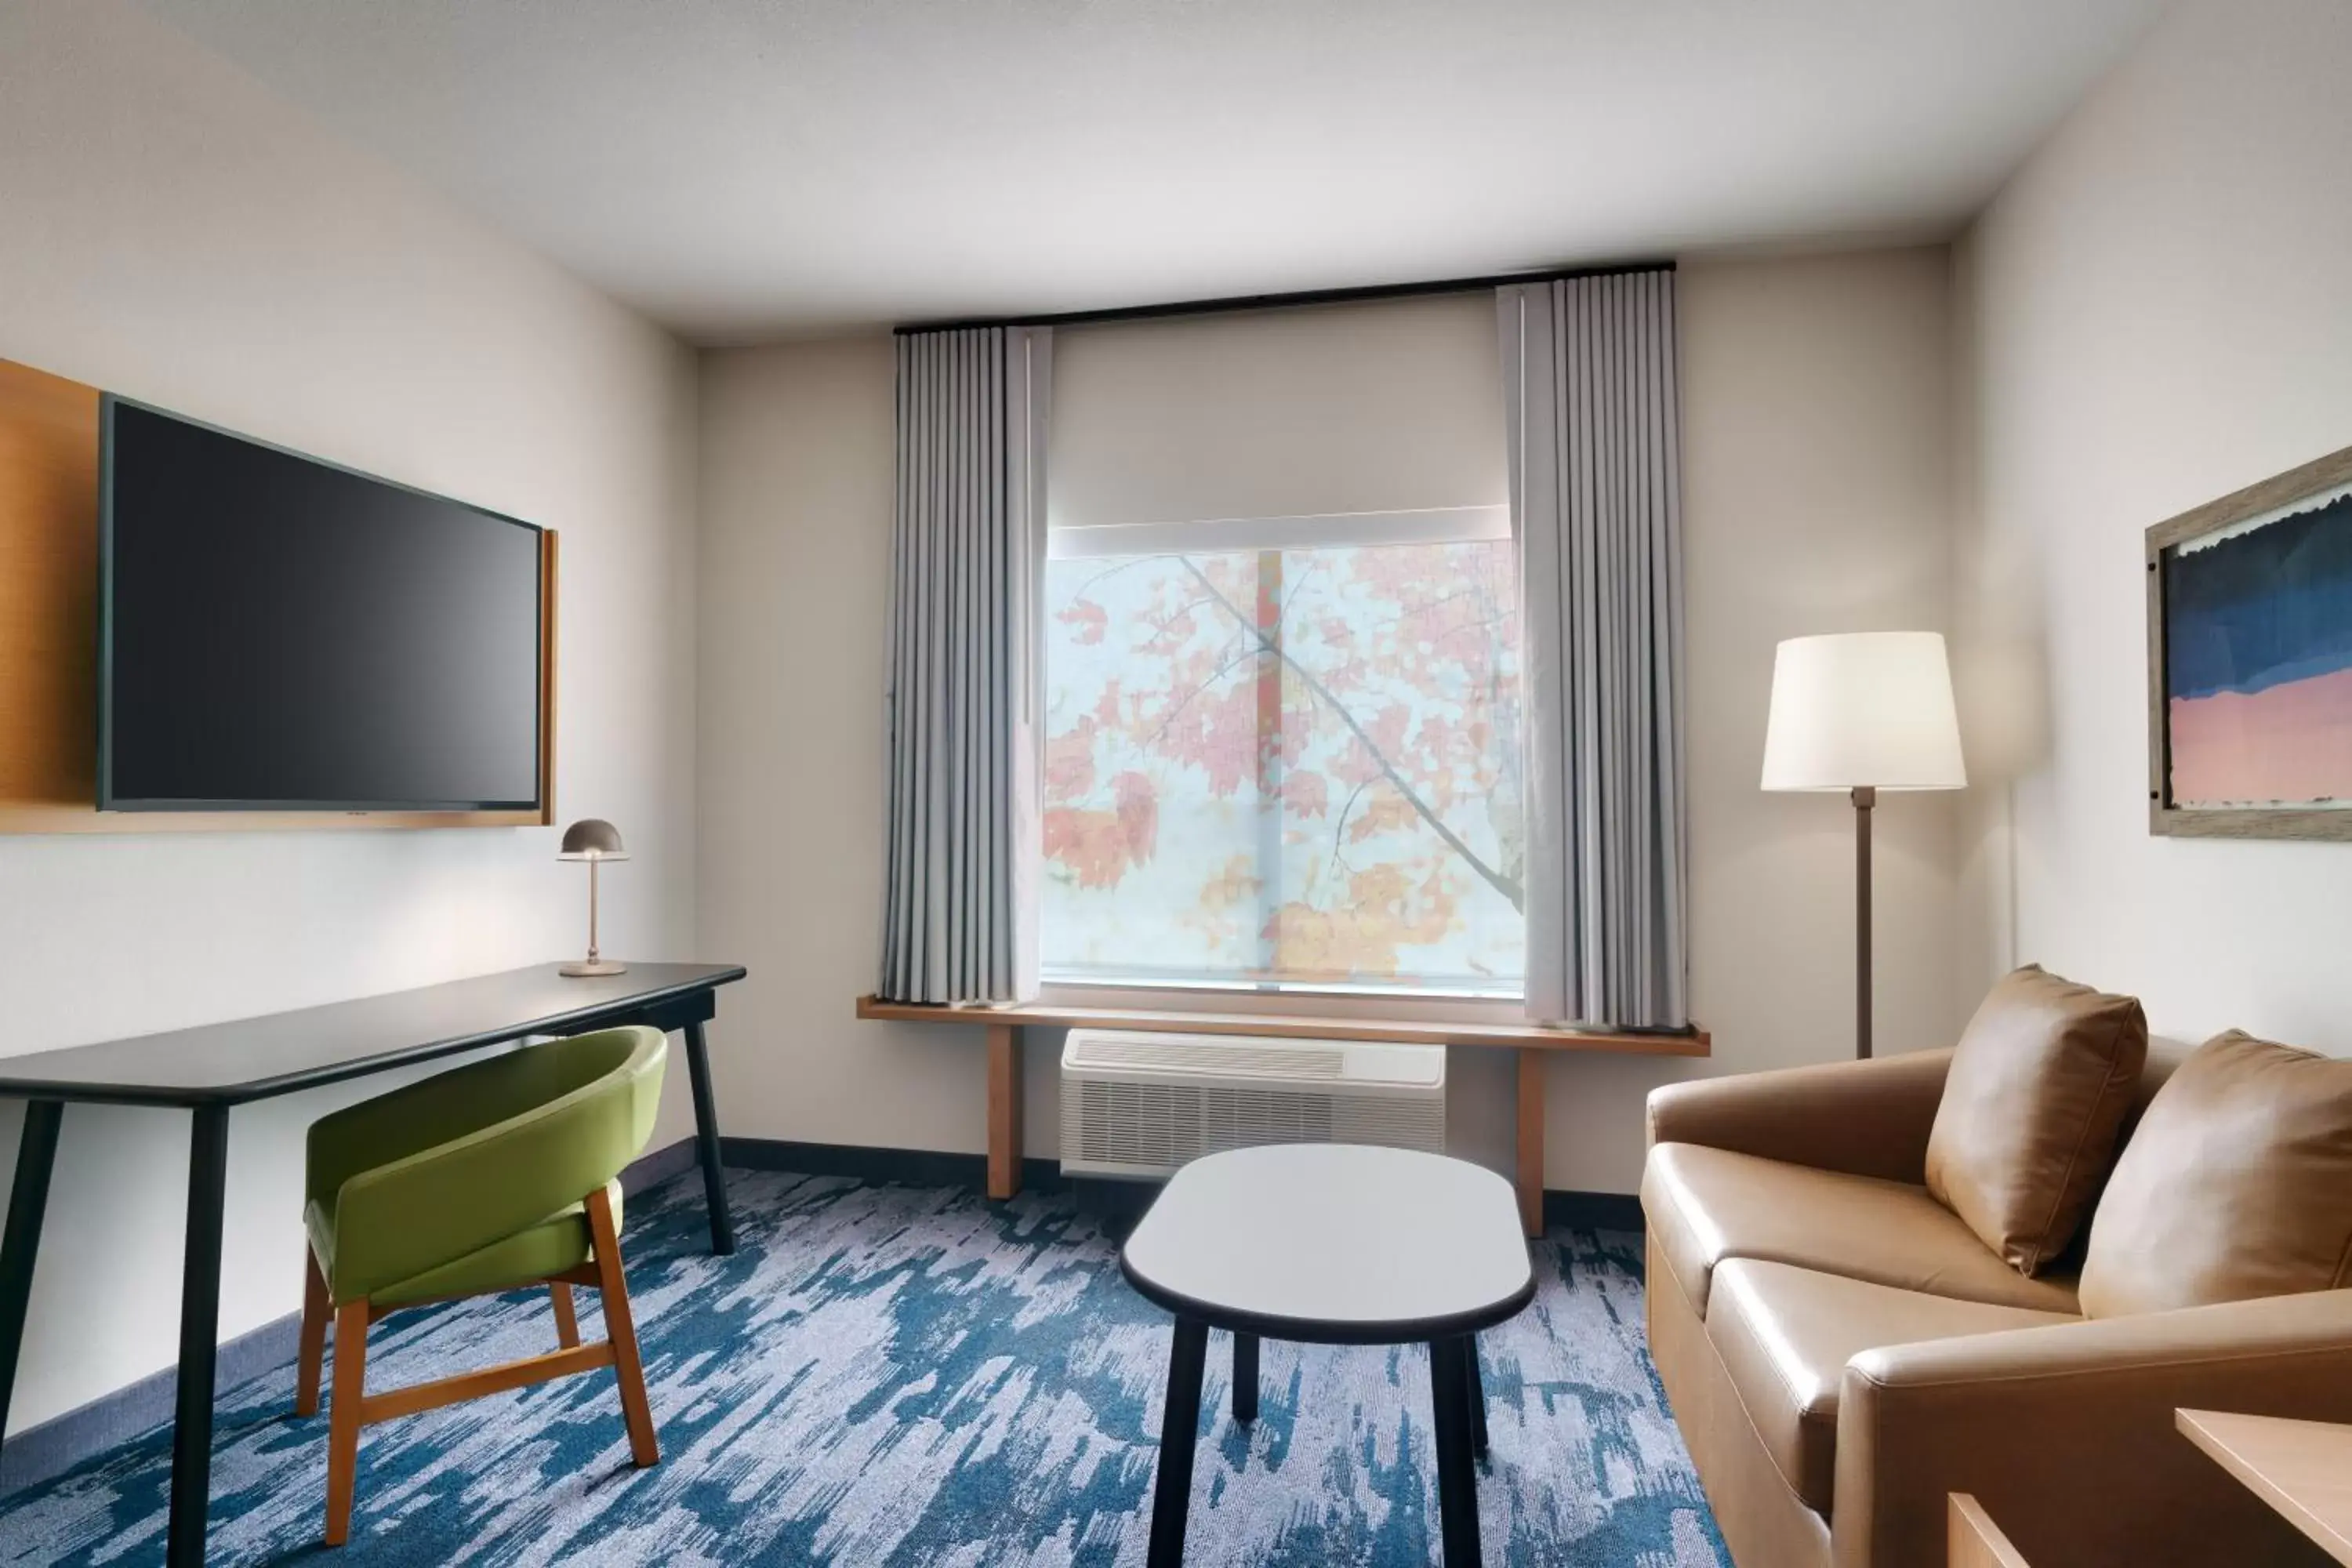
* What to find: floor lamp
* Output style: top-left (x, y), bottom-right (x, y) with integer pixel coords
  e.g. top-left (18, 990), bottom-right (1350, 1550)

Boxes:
top-left (1761, 632), bottom-right (1965, 1058)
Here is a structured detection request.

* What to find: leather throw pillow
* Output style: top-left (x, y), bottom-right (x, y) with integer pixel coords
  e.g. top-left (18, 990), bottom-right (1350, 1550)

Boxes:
top-left (1925, 964), bottom-right (2148, 1276)
top-left (2080, 1030), bottom-right (2352, 1319)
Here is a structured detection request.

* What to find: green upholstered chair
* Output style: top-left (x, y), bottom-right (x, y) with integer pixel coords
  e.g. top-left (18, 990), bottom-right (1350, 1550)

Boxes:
top-left (293, 1023), bottom-right (668, 1547)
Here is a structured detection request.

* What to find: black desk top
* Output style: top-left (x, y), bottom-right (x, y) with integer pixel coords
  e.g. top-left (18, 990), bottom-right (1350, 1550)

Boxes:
top-left (0, 962), bottom-right (746, 1108)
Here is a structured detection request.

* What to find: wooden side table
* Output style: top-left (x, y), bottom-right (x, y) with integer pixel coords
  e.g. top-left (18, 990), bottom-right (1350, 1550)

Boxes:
top-left (2177, 1408), bottom-right (2352, 1565)
top-left (1948, 1494), bottom-right (2033, 1567)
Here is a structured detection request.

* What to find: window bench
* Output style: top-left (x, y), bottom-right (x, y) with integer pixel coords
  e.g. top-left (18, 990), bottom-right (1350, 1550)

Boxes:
top-left (853, 996), bottom-right (1711, 1237)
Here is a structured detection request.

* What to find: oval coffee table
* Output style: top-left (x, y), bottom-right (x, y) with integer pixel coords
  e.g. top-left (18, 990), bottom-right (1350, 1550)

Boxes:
top-left (1119, 1143), bottom-right (1536, 1566)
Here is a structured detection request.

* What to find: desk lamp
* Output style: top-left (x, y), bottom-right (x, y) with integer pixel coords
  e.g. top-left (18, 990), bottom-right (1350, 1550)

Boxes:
top-left (558, 818), bottom-right (629, 977)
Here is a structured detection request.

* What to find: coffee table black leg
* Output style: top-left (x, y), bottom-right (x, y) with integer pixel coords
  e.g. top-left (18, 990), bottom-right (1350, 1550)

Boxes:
top-left (0, 1098), bottom-right (64, 1448)
top-left (1232, 1331), bottom-right (1259, 1422)
top-left (168, 1104), bottom-right (230, 1568)
top-left (682, 1019), bottom-right (736, 1255)
top-left (1428, 1335), bottom-right (1483, 1568)
top-left (1466, 1334), bottom-right (1488, 1457)
top-left (1147, 1317), bottom-right (1209, 1567)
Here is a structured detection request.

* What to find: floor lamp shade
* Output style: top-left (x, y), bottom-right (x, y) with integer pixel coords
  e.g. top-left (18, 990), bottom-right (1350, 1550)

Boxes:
top-left (1761, 632), bottom-right (1967, 793)
top-left (1761, 633), bottom-right (1965, 1058)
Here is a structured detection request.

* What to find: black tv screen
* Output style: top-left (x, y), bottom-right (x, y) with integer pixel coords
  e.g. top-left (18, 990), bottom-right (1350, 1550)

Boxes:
top-left (100, 398), bottom-right (545, 811)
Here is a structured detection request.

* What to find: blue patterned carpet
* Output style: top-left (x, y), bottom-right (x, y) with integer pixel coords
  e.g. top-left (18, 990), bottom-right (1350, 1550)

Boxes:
top-left (0, 1171), bottom-right (1725, 1566)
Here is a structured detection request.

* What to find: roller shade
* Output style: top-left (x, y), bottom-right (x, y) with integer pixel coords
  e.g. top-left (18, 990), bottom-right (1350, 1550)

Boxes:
top-left (1047, 292), bottom-right (1508, 558)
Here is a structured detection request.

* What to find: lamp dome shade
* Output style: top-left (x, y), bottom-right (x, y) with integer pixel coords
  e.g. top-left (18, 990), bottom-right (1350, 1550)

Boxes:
top-left (1761, 632), bottom-right (1966, 792)
top-left (557, 818), bottom-right (629, 860)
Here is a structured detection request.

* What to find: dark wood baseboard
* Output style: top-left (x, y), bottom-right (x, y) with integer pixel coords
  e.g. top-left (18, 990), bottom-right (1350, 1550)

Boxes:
top-left (1541, 1189), bottom-right (1645, 1232)
top-left (719, 1135), bottom-right (1067, 1196)
top-left (618, 1136), bottom-right (701, 1197)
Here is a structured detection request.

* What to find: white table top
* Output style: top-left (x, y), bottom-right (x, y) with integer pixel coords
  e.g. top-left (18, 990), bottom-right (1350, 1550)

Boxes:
top-left (1119, 1144), bottom-right (1535, 1343)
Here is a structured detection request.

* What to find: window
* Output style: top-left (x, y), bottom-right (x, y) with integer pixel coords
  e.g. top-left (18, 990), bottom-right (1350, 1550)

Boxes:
top-left (1040, 533), bottom-right (1524, 995)
top-left (1039, 293), bottom-right (1517, 995)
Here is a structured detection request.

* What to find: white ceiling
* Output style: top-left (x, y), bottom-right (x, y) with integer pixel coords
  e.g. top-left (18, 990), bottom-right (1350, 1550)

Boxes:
top-left (136, 0), bottom-right (2165, 343)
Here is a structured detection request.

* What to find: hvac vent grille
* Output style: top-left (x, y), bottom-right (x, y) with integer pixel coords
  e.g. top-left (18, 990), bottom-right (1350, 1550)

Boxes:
top-left (1066, 1033), bottom-right (1348, 1080)
top-left (1069, 1080), bottom-right (1444, 1170)
top-left (1058, 1029), bottom-right (1447, 1178)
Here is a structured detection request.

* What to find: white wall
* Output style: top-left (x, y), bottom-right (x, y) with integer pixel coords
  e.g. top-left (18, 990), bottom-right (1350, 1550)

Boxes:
top-left (695, 247), bottom-right (1963, 1196)
top-left (695, 338), bottom-right (1011, 1156)
top-left (1951, 0), bottom-right (2352, 1051)
top-left (0, 2), bottom-right (699, 1434)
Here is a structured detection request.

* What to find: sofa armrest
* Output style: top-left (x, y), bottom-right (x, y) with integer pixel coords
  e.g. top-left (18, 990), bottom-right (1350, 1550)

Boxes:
top-left (1833, 1290), bottom-right (2352, 1568)
top-left (1644, 1048), bottom-right (1953, 1182)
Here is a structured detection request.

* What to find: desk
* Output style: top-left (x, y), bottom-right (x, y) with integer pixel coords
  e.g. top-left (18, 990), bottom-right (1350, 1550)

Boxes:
top-left (0, 960), bottom-right (746, 1566)
top-left (2177, 1407), bottom-right (2352, 1565)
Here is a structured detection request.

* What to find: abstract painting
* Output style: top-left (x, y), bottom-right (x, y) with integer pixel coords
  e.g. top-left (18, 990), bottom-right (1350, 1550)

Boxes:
top-left (2149, 442), bottom-right (2352, 837)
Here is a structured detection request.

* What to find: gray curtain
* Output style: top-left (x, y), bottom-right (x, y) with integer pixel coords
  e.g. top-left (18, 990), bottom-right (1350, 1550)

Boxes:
top-left (1497, 271), bottom-right (1689, 1029)
top-left (880, 325), bottom-right (1052, 1003)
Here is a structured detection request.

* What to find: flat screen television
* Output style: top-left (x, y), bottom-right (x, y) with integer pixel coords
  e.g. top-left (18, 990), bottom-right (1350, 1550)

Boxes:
top-left (98, 397), bottom-right (546, 812)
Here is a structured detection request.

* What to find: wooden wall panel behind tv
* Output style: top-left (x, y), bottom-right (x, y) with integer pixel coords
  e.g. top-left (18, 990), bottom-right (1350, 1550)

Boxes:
top-left (0, 356), bottom-right (555, 833)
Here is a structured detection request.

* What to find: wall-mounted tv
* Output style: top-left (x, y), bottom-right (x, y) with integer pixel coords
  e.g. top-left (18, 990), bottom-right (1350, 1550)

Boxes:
top-left (99, 398), bottom-right (546, 812)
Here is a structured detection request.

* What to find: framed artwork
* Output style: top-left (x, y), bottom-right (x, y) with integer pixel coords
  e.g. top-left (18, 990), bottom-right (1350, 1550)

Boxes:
top-left (2148, 441), bottom-right (2352, 839)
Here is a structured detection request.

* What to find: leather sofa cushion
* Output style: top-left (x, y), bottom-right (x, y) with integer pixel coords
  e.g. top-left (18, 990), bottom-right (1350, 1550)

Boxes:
top-left (1706, 1259), bottom-right (2074, 1515)
top-left (2081, 1030), bottom-right (2352, 1319)
top-left (1642, 1142), bottom-right (2081, 1318)
top-left (1926, 964), bottom-right (2148, 1276)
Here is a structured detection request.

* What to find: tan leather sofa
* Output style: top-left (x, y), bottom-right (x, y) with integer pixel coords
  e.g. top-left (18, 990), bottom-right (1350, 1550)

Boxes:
top-left (1641, 1044), bottom-right (2352, 1567)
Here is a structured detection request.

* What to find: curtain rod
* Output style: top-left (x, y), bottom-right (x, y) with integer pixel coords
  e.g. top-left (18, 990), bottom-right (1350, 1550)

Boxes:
top-left (893, 259), bottom-right (1676, 336)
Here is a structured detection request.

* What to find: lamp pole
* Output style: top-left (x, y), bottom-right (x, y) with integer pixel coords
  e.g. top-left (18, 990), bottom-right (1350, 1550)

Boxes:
top-left (585, 855), bottom-right (604, 971)
top-left (1852, 786), bottom-right (1875, 1059)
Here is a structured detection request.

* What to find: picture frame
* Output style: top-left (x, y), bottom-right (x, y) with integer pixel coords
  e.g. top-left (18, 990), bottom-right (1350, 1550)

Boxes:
top-left (2147, 440), bottom-right (2352, 839)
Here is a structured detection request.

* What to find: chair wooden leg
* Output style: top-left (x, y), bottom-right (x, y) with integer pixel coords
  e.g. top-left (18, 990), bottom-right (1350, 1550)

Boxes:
top-left (584, 1186), bottom-right (659, 1468)
top-left (325, 1298), bottom-right (369, 1546)
top-left (550, 1281), bottom-right (580, 1349)
top-left (296, 1247), bottom-right (329, 1417)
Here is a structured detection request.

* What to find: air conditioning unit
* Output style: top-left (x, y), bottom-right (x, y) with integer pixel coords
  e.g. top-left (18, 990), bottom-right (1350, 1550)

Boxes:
top-left (1059, 1028), bottom-right (1446, 1179)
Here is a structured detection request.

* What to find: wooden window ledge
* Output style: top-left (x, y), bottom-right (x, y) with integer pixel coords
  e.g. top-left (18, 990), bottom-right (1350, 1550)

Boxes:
top-left (854, 994), bottom-right (1709, 1236)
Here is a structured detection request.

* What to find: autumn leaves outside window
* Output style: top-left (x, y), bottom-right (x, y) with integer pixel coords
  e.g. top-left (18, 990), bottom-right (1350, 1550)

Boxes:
top-left (1040, 539), bottom-right (1526, 994)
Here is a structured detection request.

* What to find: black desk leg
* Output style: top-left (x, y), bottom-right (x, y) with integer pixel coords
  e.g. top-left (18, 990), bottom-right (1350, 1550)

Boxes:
top-left (1428, 1335), bottom-right (1483, 1568)
top-left (1467, 1334), bottom-right (1488, 1457)
top-left (1146, 1317), bottom-right (1208, 1568)
top-left (167, 1105), bottom-right (230, 1568)
top-left (0, 1098), bottom-right (64, 1446)
top-left (1232, 1330), bottom-right (1259, 1422)
top-left (681, 1020), bottom-right (735, 1255)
